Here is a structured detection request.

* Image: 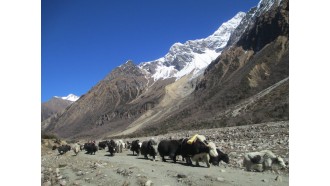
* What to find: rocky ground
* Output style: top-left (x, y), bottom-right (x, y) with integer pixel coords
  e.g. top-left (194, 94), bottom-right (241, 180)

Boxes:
top-left (41, 121), bottom-right (289, 186)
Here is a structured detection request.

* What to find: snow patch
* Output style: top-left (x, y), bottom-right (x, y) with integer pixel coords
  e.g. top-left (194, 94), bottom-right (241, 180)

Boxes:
top-left (174, 49), bottom-right (219, 79)
top-left (152, 64), bottom-right (177, 80)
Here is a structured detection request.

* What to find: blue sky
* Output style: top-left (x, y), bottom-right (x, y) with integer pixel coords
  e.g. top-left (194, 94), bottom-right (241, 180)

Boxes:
top-left (42, 0), bottom-right (260, 102)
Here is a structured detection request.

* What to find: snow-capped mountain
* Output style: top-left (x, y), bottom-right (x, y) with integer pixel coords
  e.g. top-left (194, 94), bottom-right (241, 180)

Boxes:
top-left (42, 0), bottom-right (288, 139)
top-left (42, 95), bottom-right (78, 122)
top-left (55, 94), bottom-right (80, 102)
top-left (139, 12), bottom-right (246, 81)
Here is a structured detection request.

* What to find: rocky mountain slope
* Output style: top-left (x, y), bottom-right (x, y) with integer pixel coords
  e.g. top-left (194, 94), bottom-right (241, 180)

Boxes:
top-left (42, 0), bottom-right (289, 140)
top-left (125, 0), bottom-right (289, 137)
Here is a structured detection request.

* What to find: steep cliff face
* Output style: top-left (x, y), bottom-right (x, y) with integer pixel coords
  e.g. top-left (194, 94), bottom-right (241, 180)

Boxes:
top-left (236, 0), bottom-right (288, 52)
top-left (191, 0), bottom-right (289, 127)
top-left (199, 0), bottom-right (288, 93)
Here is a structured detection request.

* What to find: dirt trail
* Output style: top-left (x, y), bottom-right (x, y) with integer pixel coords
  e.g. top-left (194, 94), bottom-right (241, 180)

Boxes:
top-left (42, 146), bottom-right (288, 186)
top-left (230, 77), bottom-right (289, 117)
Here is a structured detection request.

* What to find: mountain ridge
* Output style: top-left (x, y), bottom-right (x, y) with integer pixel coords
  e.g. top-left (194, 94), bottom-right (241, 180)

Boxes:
top-left (138, 11), bottom-right (246, 81)
top-left (42, 0), bottom-right (289, 140)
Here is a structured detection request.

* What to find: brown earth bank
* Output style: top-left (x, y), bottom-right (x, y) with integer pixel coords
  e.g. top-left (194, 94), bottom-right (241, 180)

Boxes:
top-left (41, 121), bottom-right (289, 186)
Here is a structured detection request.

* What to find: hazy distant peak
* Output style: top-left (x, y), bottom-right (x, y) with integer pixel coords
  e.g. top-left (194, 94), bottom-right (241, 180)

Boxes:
top-left (55, 94), bottom-right (80, 102)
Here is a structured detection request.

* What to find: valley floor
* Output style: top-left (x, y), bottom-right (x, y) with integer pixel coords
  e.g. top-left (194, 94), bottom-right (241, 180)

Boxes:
top-left (41, 121), bottom-right (289, 186)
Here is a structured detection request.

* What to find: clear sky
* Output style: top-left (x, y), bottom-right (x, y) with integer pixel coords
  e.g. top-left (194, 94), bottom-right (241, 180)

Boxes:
top-left (41, 0), bottom-right (260, 102)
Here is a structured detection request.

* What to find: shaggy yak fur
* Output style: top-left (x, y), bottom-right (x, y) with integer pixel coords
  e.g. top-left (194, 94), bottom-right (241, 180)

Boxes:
top-left (243, 150), bottom-right (286, 172)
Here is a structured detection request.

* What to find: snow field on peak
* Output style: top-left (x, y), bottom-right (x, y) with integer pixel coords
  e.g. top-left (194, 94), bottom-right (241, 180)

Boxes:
top-left (174, 49), bottom-right (219, 79)
top-left (152, 64), bottom-right (177, 80)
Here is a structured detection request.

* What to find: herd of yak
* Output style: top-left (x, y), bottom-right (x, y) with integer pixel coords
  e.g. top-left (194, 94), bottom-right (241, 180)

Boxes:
top-left (52, 134), bottom-right (287, 172)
